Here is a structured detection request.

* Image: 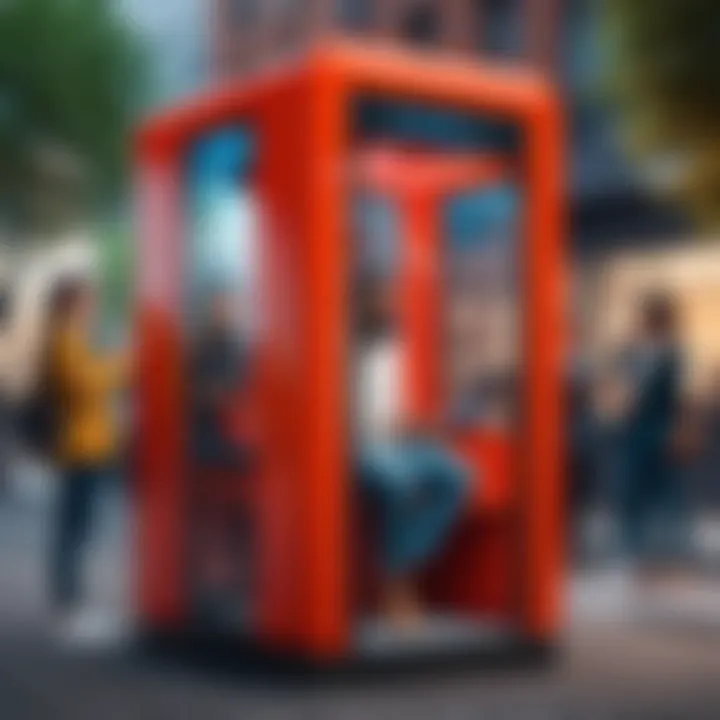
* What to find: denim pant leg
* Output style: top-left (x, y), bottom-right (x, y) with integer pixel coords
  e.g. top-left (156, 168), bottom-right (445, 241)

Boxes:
top-left (359, 444), bottom-right (421, 575)
top-left (51, 467), bottom-right (100, 610)
top-left (398, 442), bottom-right (468, 571)
top-left (359, 443), bottom-right (468, 576)
top-left (648, 461), bottom-right (688, 562)
top-left (660, 470), bottom-right (690, 561)
top-left (620, 447), bottom-right (670, 562)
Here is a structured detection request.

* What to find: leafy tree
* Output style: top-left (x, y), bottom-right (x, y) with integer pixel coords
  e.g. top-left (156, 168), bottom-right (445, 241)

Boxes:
top-left (0, 0), bottom-right (145, 234)
top-left (601, 0), bottom-right (720, 224)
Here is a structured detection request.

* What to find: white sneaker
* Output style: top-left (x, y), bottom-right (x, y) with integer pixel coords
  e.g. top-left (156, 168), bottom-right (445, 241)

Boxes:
top-left (55, 607), bottom-right (127, 649)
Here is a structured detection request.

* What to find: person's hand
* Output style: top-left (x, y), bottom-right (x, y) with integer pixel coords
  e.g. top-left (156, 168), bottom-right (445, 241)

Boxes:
top-left (671, 418), bottom-right (703, 462)
top-left (397, 416), bottom-right (440, 441)
top-left (594, 377), bottom-right (632, 424)
top-left (119, 345), bottom-right (135, 378)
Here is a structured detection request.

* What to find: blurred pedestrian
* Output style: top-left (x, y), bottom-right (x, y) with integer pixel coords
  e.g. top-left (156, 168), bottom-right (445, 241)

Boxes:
top-left (45, 277), bottom-right (129, 640)
top-left (613, 292), bottom-right (685, 570)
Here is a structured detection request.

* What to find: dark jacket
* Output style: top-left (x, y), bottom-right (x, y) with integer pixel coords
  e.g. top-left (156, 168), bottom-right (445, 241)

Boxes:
top-left (191, 328), bottom-right (247, 462)
top-left (624, 344), bottom-right (681, 451)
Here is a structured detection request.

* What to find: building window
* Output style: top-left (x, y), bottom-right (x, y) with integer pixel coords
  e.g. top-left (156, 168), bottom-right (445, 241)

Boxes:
top-left (230, 0), bottom-right (260, 26)
top-left (478, 0), bottom-right (522, 58)
top-left (401, 3), bottom-right (440, 46)
top-left (269, 0), bottom-right (300, 15)
top-left (340, 0), bottom-right (375, 31)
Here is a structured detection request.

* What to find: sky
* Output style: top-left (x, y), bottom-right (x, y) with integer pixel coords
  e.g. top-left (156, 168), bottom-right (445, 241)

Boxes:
top-left (118, 0), bottom-right (208, 106)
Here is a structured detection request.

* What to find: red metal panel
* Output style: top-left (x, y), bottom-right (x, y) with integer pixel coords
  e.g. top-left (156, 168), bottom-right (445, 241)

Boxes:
top-left (252, 77), bottom-right (316, 649)
top-left (299, 66), bottom-right (352, 656)
top-left (521, 93), bottom-right (565, 638)
top-left (134, 156), bottom-right (187, 627)
top-left (253, 74), bottom-right (351, 656)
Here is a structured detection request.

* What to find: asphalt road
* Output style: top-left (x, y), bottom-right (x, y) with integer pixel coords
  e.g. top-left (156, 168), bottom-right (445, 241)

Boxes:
top-left (1, 469), bottom-right (720, 719)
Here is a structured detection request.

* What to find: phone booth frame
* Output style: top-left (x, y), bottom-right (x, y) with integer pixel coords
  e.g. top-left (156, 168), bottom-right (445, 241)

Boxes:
top-left (134, 40), bottom-right (564, 662)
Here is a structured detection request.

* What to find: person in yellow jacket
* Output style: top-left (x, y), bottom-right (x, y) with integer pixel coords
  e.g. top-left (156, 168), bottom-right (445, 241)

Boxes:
top-left (45, 277), bottom-right (128, 625)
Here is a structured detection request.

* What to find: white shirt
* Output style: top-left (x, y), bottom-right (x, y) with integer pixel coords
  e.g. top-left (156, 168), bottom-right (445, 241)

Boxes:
top-left (357, 337), bottom-right (403, 444)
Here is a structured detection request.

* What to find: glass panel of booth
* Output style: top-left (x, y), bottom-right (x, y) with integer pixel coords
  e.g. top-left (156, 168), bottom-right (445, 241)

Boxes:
top-left (181, 126), bottom-right (260, 625)
top-left (347, 98), bottom-right (525, 642)
top-left (354, 192), bottom-right (399, 280)
top-left (184, 127), bottom-right (259, 338)
top-left (443, 183), bottom-right (520, 430)
top-left (351, 97), bottom-right (522, 433)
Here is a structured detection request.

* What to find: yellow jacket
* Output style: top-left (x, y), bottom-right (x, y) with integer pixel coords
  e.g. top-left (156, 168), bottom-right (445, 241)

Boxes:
top-left (48, 322), bottom-right (126, 466)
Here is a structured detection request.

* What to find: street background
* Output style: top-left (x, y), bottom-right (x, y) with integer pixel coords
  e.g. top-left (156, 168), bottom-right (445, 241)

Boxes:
top-left (3, 1), bottom-right (720, 717)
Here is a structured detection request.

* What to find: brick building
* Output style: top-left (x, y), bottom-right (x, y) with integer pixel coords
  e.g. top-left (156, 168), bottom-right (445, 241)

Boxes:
top-left (212, 0), bottom-right (561, 79)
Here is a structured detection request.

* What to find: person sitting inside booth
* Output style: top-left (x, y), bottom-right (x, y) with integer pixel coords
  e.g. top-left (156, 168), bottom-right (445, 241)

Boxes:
top-left (356, 275), bottom-right (468, 627)
top-left (191, 288), bottom-right (249, 469)
top-left (189, 288), bottom-right (253, 617)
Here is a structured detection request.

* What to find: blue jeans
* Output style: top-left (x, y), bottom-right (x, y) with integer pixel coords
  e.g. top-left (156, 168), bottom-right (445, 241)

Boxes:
top-left (617, 442), bottom-right (688, 563)
top-left (359, 440), bottom-right (469, 575)
top-left (51, 466), bottom-right (105, 610)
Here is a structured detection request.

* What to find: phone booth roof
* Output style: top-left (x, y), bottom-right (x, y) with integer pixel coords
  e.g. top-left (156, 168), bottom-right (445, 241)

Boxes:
top-left (137, 39), bottom-right (560, 156)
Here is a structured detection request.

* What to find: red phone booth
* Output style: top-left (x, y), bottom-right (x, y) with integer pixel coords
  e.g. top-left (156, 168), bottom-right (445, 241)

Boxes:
top-left (134, 41), bottom-right (564, 663)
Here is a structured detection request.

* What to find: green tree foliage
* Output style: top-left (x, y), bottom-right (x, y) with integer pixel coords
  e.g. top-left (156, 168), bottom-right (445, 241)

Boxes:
top-left (0, 0), bottom-right (145, 232)
top-left (602, 0), bottom-right (720, 224)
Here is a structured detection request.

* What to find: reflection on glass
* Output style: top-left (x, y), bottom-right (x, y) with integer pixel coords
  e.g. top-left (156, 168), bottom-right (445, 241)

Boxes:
top-left (186, 128), bottom-right (259, 337)
top-left (444, 184), bottom-right (520, 429)
top-left (183, 127), bottom-right (259, 627)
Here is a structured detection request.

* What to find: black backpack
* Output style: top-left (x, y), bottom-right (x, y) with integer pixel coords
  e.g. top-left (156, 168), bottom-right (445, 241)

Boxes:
top-left (17, 362), bottom-right (57, 459)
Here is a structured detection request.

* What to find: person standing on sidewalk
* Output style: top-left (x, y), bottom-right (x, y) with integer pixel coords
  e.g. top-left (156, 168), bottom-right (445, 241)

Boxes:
top-left (615, 292), bottom-right (685, 569)
top-left (45, 277), bottom-right (129, 638)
